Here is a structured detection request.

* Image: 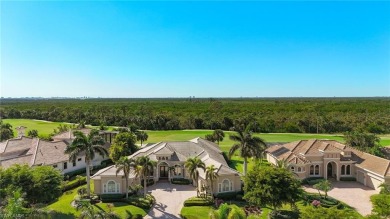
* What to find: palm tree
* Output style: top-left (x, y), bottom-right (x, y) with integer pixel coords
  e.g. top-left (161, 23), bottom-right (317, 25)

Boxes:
top-left (228, 129), bottom-right (267, 176)
top-left (276, 159), bottom-right (289, 169)
top-left (136, 156), bottom-right (157, 198)
top-left (65, 129), bottom-right (108, 197)
top-left (136, 131), bottom-right (148, 146)
top-left (205, 165), bottom-right (218, 196)
top-left (209, 203), bottom-right (246, 219)
top-left (213, 129), bottom-right (225, 145)
top-left (184, 157), bottom-right (206, 194)
top-left (77, 201), bottom-right (104, 219)
top-left (115, 157), bottom-right (136, 198)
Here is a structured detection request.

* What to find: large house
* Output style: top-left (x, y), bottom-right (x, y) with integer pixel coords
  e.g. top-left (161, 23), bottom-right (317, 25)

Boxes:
top-left (266, 139), bottom-right (390, 190)
top-left (0, 129), bottom-right (117, 174)
top-left (92, 138), bottom-right (241, 195)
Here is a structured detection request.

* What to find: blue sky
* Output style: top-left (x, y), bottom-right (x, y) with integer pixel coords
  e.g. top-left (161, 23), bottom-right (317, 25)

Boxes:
top-left (1, 1), bottom-right (389, 98)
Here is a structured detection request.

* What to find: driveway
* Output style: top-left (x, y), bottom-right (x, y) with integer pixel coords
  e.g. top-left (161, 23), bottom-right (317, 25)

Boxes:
top-left (144, 181), bottom-right (197, 219)
top-left (304, 181), bottom-right (379, 216)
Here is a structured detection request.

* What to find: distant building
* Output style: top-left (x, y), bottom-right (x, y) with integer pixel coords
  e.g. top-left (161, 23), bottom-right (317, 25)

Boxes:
top-left (266, 139), bottom-right (390, 191)
top-left (0, 129), bottom-right (117, 174)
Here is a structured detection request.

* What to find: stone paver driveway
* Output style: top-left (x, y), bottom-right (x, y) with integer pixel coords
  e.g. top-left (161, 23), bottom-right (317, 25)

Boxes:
top-left (144, 182), bottom-right (197, 219)
top-left (304, 181), bottom-right (379, 216)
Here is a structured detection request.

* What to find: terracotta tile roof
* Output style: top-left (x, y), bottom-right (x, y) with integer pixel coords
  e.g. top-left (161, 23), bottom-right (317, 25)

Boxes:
top-left (266, 139), bottom-right (390, 177)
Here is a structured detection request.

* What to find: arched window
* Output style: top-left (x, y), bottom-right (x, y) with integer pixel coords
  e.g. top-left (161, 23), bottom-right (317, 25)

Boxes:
top-left (310, 165), bottom-right (314, 175)
top-left (104, 180), bottom-right (120, 193)
top-left (298, 167), bottom-right (302, 172)
top-left (315, 165), bottom-right (319, 175)
top-left (290, 166), bottom-right (295, 172)
top-left (346, 165), bottom-right (351, 175)
top-left (341, 165), bottom-right (345, 175)
top-left (218, 179), bottom-right (233, 193)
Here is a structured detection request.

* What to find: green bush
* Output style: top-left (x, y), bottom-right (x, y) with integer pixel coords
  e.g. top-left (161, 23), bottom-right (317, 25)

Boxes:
top-left (269, 210), bottom-right (300, 219)
top-left (63, 168), bottom-right (86, 180)
top-left (214, 191), bottom-right (240, 200)
top-left (62, 177), bottom-right (86, 192)
top-left (302, 177), bottom-right (324, 185)
top-left (124, 195), bottom-right (154, 209)
top-left (146, 179), bottom-right (155, 186)
top-left (100, 194), bottom-right (125, 202)
top-left (171, 178), bottom-right (191, 185)
top-left (339, 177), bottom-right (356, 181)
top-left (183, 197), bottom-right (213, 207)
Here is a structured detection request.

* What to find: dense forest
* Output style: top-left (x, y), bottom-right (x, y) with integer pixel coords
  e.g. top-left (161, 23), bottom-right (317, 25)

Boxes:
top-left (0, 97), bottom-right (389, 134)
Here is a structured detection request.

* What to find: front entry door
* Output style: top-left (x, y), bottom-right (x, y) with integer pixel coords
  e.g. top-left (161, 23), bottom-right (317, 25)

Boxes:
top-left (160, 166), bottom-right (168, 178)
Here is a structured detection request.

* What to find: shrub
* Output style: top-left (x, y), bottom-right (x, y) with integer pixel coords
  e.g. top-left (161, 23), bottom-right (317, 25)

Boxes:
top-left (339, 177), bottom-right (356, 181)
top-left (100, 194), bottom-right (125, 202)
top-left (215, 191), bottom-right (240, 200)
top-left (146, 179), bottom-right (155, 187)
top-left (302, 177), bottom-right (324, 185)
top-left (269, 210), bottom-right (299, 219)
top-left (171, 178), bottom-right (191, 185)
top-left (62, 177), bottom-right (86, 192)
top-left (183, 197), bottom-right (213, 207)
top-left (124, 195), bottom-right (154, 209)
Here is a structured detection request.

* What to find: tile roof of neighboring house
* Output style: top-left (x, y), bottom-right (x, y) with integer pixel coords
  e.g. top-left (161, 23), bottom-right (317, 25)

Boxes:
top-left (0, 137), bottom-right (34, 155)
top-left (266, 139), bottom-right (390, 177)
top-left (93, 137), bottom-right (241, 178)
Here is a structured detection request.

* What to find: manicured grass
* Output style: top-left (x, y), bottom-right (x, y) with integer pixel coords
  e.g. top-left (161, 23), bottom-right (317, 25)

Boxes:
top-left (3, 119), bottom-right (72, 138)
top-left (4, 119), bottom-right (389, 146)
top-left (96, 202), bottom-right (147, 218)
top-left (180, 206), bottom-right (214, 219)
top-left (47, 183), bottom-right (146, 218)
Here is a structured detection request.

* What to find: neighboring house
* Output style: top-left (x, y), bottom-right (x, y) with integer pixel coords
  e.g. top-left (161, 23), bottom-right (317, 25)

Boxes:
top-left (0, 129), bottom-right (117, 174)
top-left (266, 139), bottom-right (390, 191)
top-left (92, 137), bottom-right (241, 195)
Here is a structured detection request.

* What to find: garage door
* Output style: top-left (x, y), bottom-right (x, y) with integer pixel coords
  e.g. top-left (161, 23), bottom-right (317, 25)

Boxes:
top-left (357, 171), bottom-right (365, 185)
top-left (366, 175), bottom-right (383, 190)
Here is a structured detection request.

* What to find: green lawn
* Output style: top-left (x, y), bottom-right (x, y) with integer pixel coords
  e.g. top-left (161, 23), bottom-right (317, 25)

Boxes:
top-left (47, 183), bottom-right (147, 218)
top-left (180, 206), bottom-right (215, 219)
top-left (4, 119), bottom-right (389, 146)
top-left (3, 119), bottom-right (73, 138)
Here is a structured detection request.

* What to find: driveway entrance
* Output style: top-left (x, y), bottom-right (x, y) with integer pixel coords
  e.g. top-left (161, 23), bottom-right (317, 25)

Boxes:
top-left (304, 181), bottom-right (379, 216)
top-left (144, 181), bottom-right (197, 219)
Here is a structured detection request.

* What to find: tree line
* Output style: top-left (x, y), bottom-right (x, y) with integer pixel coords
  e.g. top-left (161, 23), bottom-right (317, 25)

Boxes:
top-left (1, 97), bottom-right (389, 134)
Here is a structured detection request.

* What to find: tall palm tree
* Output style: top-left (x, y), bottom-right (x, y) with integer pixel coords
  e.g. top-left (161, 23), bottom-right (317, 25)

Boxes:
top-left (205, 165), bottom-right (218, 196)
top-left (213, 129), bottom-right (225, 145)
top-left (136, 131), bottom-right (148, 146)
top-left (228, 129), bottom-right (266, 176)
top-left (136, 156), bottom-right (157, 198)
top-left (184, 157), bottom-right (206, 194)
top-left (65, 129), bottom-right (108, 197)
top-left (115, 157), bottom-right (136, 199)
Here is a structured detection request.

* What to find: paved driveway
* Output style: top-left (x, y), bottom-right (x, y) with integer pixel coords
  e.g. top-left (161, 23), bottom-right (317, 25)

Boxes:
top-left (144, 181), bottom-right (197, 219)
top-left (304, 181), bottom-right (379, 216)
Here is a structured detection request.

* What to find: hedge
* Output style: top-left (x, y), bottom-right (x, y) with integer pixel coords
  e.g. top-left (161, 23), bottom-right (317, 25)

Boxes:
top-left (63, 160), bottom-right (112, 179)
top-left (62, 177), bottom-right (87, 192)
top-left (100, 193), bottom-right (125, 202)
top-left (171, 178), bottom-right (191, 185)
top-left (214, 191), bottom-right (240, 200)
top-left (183, 197), bottom-right (213, 207)
top-left (124, 195), bottom-right (154, 209)
top-left (340, 177), bottom-right (356, 181)
top-left (146, 179), bottom-right (155, 187)
top-left (302, 177), bottom-right (324, 185)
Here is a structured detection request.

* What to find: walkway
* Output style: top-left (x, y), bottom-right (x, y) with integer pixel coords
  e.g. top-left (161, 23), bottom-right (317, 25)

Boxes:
top-left (144, 181), bottom-right (197, 219)
top-left (304, 181), bottom-right (379, 216)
